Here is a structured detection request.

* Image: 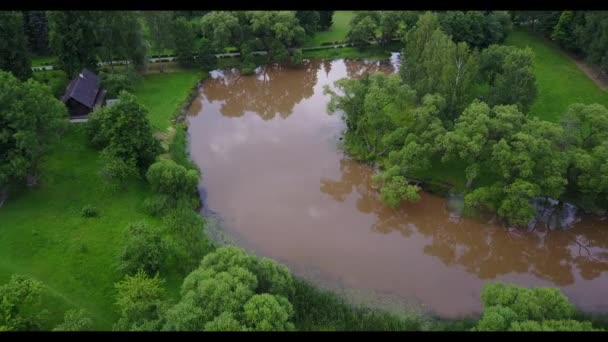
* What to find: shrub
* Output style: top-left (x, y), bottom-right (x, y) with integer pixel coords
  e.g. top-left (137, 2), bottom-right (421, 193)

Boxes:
top-left (142, 194), bottom-right (172, 217)
top-left (81, 204), bottom-right (98, 218)
top-left (146, 159), bottom-right (199, 202)
top-left (99, 148), bottom-right (138, 191)
top-left (119, 221), bottom-right (167, 276)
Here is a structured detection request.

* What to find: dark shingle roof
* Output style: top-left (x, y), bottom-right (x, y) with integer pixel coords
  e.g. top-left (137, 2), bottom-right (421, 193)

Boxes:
top-left (61, 69), bottom-right (101, 109)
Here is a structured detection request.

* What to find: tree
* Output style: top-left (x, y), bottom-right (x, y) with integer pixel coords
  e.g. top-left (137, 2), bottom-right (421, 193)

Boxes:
top-left (52, 309), bottom-right (93, 331)
top-left (348, 11), bottom-right (413, 47)
top-left (99, 149), bottom-right (138, 191)
top-left (86, 91), bottom-right (162, 172)
top-left (48, 11), bottom-right (100, 77)
top-left (0, 71), bottom-right (67, 207)
top-left (164, 246), bottom-right (297, 331)
top-left (144, 11), bottom-right (174, 72)
top-left (200, 11), bottom-right (242, 52)
top-left (162, 208), bottom-right (212, 275)
top-left (96, 12), bottom-right (147, 71)
top-left (146, 159), bottom-right (200, 203)
top-left (204, 312), bottom-right (247, 331)
top-left (0, 275), bottom-right (46, 331)
top-left (119, 221), bottom-right (167, 276)
top-left (172, 17), bottom-right (197, 67)
top-left (256, 258), bottom-right (295, 300)
top-left (551, 11), bottom-right (578, 51)
top-left (401, 12), bottom-right (478, 119)
top-left (296, 11), bottom-right (320, 35)
top-left (114, 271), bottom-right (167, 331)
top-left (574, 12), bottom-right (608, 74)
top-left (248, 11), bottom-right (306, 63)
top-left (438, 11), bottom-right (512, 49)
top-left (319, 11), bottom-right (334, 30)
top-left (441, 101), bottom-right (493, 187)
top-left (484, 44), bottom-right (537, 113)
top-left (243, 294), bottom-right (295, 331)
top-left (472, 282), bottom-right (599, 331)
top-left (561, 103), bottom-right (608, 150)
top-left (22, 11), bottom-right (49, 55)
top-left (0, 12), bottom-right (32, 80)
top-left (195, 38), bottom-right (217, 71)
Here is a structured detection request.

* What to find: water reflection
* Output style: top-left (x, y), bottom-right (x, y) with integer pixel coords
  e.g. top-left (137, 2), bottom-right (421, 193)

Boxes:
top-left (201, 62), bottom-right (320, 120)
top-left (320, 158), bottom-right (608, 287)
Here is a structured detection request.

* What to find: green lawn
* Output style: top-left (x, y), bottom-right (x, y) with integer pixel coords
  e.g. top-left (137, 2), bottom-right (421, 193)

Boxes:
top-left (303, 11), bottom-right (355, 47)
top-left (0, 126), bottom-right (157, 329)
top-left (505, 30), bottom-right (608, 122)
top-left (0, 70), bottom-right (202, 330)
top-left (132, 70), bottom-right (203, 130)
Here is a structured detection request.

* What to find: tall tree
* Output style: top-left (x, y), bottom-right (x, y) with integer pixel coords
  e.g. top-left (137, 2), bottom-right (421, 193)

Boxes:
top-left (86, 91), bottom-right (162, 173)
top-left (144, 11), bottom-right (174, 72)
top-left (22, 11), bottom-right (49, 55)
top-left (318, 11), bottom-right (334, 30)
top-left (295, 11), bottom-right (320, 35)
top-left (0, 71), bottom-right (67, 206)
top-left (0, 12), bottom-right (32, 80)
top-left (401, 13), bottom-right (478, 120)
top-left (172, 17), bottom-right (197, 67)
top-left (48, 11), bottom-right (100, 77)
top-left (248, 11), bottom-right (306, 63)
top-left (96, 11), bottom-right (147, 71)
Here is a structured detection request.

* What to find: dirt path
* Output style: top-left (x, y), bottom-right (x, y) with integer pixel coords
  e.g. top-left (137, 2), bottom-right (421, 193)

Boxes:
top-left (570, 56), bottom-right (608, 91)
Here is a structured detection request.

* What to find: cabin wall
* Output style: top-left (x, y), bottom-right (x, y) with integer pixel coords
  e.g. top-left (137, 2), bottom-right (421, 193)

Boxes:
top-left (66, 99), bottom-right (92, 117)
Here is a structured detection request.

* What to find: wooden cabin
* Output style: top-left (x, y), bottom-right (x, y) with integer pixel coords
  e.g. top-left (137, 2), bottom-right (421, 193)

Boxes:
top-left (61, 69), bottom-right (107, 118)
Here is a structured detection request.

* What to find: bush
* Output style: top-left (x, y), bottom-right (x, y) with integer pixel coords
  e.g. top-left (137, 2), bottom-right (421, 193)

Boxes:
top-left (146, 159), bottom-right (200, 202)
top-left (241, 64), bottom-right (256, 75)
top-left (119, 221), bottom-right (167, 276)
top-left (142, 194), bottom-right (172, 217)
top-left (32, 70), bottom-right (68, 99)
top-left (99, 71), bottom-right (131, 98)
top-left (81, 204), bottom-right (98, 218)
top-left (99, 148), bottom-right (138, 191)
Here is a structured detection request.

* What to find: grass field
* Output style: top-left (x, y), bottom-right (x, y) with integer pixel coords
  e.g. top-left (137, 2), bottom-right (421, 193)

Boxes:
top-left (132, 70), bottom-right (202, 130)
top-left (303, 11), bottom-right (355, 47)
top-left (0, 70), bottom-right (202, 330)
top-left (505, 30), bottom-right (608, 122)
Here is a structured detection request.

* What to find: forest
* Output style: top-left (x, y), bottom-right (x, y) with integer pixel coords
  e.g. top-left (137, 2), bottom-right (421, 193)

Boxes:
top-left (1, 10), bottom-right (608, 332)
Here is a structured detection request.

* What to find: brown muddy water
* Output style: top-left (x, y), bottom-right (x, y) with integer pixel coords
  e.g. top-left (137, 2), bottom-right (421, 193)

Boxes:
top-left (186, 58), bottom-right (608, 318)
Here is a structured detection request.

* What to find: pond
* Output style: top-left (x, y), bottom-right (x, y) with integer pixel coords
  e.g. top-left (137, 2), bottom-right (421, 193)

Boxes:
top-left (186, 58), bottom-right (608, 318)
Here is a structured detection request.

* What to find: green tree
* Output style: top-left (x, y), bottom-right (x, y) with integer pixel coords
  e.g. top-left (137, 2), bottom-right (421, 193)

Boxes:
top-left (119, 221), bottom-right (167, 276)
top-left (48, 11), bottom-right (100, 77)
top-left (22, 11), bottom-right (49, 55)
top-left (295, 11), bottom-right (320, 35)
top-left (348, 11), bottom-right (413, 47)
top-left (243, 294), bottom-right (295, 331)
top-left (200, 11), bottom-right (242, 52)
top-left (256, 258), bottom-right (295, 300)
top-left (86, 91), bottom-right (162, 172)
top-left (0, 12), bottom-right (32, 80)
top-left (319, 11), bottom-right (334, 30)
top-left (99, 149), bottom-right (138, 191)
top-left (52, 309), bottom-right (93, 331)
top-left (248, 11), bottom-right (306, 63)
top-left (96, 12), bottom-right (147, 71)
top-left (0, 275), bottom-right (46, 331)
top-left (561, 103), bottom-right (608, 150)
top-left (204, 312), bottom-right (247, 331)
top-left (164, 246), bottom-right (297, 331)
top-left (144, 11), bottom-right (174, 72)
top-left (487, 47), bottom-right (537, 113)
top-left (114, 271), bottom-right (167, 331)
top-left (0, 71), bottom-right (67, 207)
top-left (551, 11), bottom-right (578, 50)
top-left (401, 12), bottom-right (478, 119)
top-left (162, 208), bottom-right (212, 275)
top-left (146, 158), bottom-right (199, 203)
top-left (172, 17), bottom-right (197, 67)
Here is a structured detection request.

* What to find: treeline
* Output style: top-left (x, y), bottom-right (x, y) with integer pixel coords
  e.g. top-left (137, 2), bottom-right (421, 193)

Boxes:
top-left (512, 11), bottom-right (608, 73)
top-left (328, 12), bottom-right (608, 226)
top-left (0, 11), bottom-right (337, 81)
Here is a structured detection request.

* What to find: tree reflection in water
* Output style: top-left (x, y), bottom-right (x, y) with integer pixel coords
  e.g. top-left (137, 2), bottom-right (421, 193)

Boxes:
top-left (320, 158), bottom-right (608, 286)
